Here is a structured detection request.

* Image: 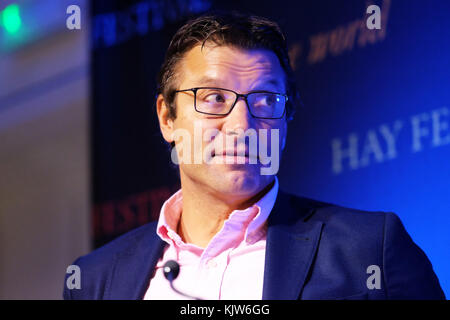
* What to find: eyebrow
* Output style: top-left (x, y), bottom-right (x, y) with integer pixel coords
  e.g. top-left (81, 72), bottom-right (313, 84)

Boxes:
top-left (193, 76), bottom-right (223, 87)
top-left (193, 76), bottom-right (284, 91)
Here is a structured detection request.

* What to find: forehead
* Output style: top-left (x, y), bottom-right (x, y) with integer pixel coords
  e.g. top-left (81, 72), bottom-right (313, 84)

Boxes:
top-left (177, 44), bottom-right (286, 90)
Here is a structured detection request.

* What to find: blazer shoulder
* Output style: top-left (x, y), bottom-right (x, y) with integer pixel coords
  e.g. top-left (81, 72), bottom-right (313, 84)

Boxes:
top-left (64, 221), bottom-right (160, 299)
top-left (279, 190), bottom-right (389, 244)
top-left (76, 221), bottom-right (159, 268)
top-left (282, 190), bottom-right (387, 223)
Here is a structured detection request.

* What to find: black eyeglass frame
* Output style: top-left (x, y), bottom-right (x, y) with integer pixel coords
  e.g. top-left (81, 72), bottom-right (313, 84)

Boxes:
top-left (173, 87), bottom-right (288, 119)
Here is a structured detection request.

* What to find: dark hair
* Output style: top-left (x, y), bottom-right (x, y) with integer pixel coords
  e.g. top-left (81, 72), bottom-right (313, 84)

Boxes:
top-left (156, 10), bottom-right (299, 121)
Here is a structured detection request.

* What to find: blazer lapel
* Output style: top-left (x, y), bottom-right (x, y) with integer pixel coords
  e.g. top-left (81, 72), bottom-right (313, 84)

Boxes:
top-left (262, 191), bottom-right (324, 300)
top-left (107, 224), bottom-right (167, 300)
top-left (104, 192), bottom-right (323, 300)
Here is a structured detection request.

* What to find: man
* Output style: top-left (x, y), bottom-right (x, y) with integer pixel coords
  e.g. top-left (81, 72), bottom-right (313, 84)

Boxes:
top-left (64, 11), bottom-right (445, 300)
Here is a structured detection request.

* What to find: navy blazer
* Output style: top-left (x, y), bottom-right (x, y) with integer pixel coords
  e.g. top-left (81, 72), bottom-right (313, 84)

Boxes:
top-left (63, 191), bottom-right (445, 300)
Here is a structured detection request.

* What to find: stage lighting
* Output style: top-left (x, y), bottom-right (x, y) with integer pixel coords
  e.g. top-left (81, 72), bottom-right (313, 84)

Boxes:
top-left (1, 4), bottom-right (22, 34)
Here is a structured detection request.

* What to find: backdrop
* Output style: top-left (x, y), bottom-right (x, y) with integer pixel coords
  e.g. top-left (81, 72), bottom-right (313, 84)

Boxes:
top-left (91, 0), bottom-right (450, 297)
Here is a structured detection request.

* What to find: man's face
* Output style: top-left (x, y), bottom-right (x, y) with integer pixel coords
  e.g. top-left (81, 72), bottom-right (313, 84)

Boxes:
top-left (158, 44), bottom-right (288, 202)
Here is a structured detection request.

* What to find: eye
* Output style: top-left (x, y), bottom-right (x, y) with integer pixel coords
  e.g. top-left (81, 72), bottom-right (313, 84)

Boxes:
top-left (204, 93), bottom-right (226, 103)
top-left (206, 93), bottom-right (225, 102)
top-left (265, 94), bottom-right (277, 105)
top-left (253, 93), bottom-right (278, 106)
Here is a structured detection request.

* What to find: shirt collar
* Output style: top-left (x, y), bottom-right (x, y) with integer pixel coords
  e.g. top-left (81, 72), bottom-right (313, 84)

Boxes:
top-left (245, 176), bottom-right (279, 243)
top-left (156, 176), bottom-right (279, 246)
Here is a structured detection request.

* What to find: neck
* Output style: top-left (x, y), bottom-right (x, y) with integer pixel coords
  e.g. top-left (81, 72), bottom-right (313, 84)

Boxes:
top-left (177, 173), bottom-right (275, 248)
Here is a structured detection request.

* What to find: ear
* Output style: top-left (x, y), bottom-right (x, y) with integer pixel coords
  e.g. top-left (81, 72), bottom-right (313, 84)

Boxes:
top-left (156, 94), bottom-right (174, 144)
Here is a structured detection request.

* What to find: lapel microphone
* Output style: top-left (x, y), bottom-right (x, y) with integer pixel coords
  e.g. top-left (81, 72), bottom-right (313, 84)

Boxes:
top-left (163, 260), bottom-right (203, 300)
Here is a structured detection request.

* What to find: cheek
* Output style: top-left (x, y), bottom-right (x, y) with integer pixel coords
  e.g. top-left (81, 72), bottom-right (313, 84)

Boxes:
top-left (261, 121), bottom-right (287, 147)
top-left (173, 117), bottom-right (222, 161)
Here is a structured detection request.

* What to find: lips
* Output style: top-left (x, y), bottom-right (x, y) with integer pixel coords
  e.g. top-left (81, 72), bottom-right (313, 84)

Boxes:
top-left (212, 148), bottom-right (258, 161)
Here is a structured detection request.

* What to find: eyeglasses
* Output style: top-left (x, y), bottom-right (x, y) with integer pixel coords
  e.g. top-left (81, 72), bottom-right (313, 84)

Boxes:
top-left (173, 87), bottom-right (288, 119)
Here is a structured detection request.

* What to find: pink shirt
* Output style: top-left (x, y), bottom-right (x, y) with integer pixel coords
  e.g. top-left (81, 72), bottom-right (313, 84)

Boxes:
top-left (143, 177), bottom-right (279, 300)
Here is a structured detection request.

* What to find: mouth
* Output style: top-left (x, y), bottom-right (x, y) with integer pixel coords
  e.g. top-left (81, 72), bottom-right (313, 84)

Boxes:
top-left (211, 149), bottom-right (258, 162)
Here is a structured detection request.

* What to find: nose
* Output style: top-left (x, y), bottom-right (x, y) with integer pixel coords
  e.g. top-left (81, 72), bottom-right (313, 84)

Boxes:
top-left (222, 97), bottom-right (254, 132)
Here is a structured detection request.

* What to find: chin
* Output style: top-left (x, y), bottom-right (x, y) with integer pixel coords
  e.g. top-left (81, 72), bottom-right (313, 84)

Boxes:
top-left (215, 166), bottom-right (266, 194)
